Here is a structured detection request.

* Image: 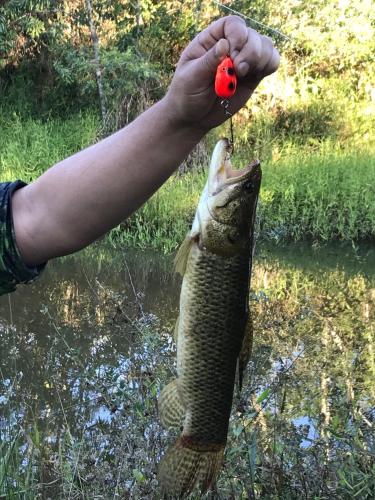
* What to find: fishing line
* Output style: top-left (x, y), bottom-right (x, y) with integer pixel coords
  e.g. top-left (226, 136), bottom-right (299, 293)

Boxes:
top-left (220, 98), bottom-right (235, 149)
top-left (212, 2), bottom-right (292, 154)
top-left (212, 0), bottom-right (292, 42)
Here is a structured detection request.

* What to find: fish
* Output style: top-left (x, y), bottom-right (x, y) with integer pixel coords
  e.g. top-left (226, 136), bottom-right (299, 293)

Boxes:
top-left (157, 138), bottom-right (261, 497)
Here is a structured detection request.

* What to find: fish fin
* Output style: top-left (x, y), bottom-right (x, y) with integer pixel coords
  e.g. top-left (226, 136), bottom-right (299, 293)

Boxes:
top-left (158, 437), bottom-right (225, 497)
top-left (158, 379), bottom-right (185, 429)
top-left (237, 313), bottom-right (254, 390)
top-left (174, 234), bottom-right (197, 276)
top-left (173, 315), bottom-right (179, 343)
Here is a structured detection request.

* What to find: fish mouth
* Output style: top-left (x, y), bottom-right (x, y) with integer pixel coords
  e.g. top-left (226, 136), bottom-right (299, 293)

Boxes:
top-left (208, 138), bottom-right (260, 195)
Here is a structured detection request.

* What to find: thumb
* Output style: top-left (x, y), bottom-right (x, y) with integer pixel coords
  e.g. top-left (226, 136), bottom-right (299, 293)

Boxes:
top-left (199, 38), bottom-right (229, 77)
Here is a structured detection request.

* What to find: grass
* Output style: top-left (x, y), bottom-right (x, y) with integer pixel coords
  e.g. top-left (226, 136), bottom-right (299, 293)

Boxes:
top-left (0, 110), bottom-right (99, 183)
top-left (111, 143), bottom-right (375, 252)
top-left (260, 145), bottom-right (375, 242)
top-left (0, 98), bottom-right (374, 252)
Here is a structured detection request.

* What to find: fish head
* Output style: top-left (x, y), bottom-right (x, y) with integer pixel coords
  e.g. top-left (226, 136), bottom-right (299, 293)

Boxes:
top-left (194, 139), bottom-right (261, 257)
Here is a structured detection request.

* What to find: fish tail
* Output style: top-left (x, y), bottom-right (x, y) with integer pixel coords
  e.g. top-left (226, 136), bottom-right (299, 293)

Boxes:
top-left (158, 437), bottom-right (224, 497)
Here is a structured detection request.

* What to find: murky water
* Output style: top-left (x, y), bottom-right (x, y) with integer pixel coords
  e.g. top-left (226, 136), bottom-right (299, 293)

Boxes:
top-left (1, 243), bottom-right (374, 498)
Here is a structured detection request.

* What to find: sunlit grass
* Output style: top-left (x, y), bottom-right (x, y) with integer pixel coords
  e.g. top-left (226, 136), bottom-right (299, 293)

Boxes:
top-left (0, 110), bottom-right (99, 182)
top-left (261, 146), bottom-right (375, 241)
top-left (1, 108), bottom-right (374, 252)
top-left (113, 144), bottom-right (375, 252)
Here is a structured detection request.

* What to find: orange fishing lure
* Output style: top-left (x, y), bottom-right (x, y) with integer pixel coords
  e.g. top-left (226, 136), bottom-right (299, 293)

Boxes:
top-left (214, 56), bottom-right (237, 99)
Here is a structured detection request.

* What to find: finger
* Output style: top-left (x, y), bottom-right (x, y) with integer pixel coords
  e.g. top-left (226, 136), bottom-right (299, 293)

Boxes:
top-left (222, 15), bottom-right (248, 56)
top-left (257, 35), bottom-right (280, 75)
top-left (262, 41), bottom-right (280, 77)
top-left (233, 29), bottom-right (280, 78)
top-left (199, 15), bottom-right (248, 53)
top-left (199, 38), bottom-right (229, 76)
top-left (178, 38), bottom-right (229, 88)
top-left (233, 28), bottom-right (262, 77)
top-left (181, 16), bottom-right (248, 62)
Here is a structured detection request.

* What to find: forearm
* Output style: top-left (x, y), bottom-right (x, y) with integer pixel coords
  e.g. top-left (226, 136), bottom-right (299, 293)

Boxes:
top-left (12, 16), bottom-right (280, 268)
top-left (12, 98), bottom-right (204, 266)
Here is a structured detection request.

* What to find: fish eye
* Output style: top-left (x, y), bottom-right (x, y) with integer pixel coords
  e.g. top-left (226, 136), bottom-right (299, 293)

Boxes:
top-left (227, 67), bottom-right (235, 76)
top-left (243, 180), bottom-right (254, 192)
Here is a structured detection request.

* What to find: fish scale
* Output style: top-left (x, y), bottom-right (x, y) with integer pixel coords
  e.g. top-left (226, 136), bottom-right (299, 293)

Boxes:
top-left (158, 139), bottom-right (261, 497)
top-left (178, 244), bottom-right (250, 443)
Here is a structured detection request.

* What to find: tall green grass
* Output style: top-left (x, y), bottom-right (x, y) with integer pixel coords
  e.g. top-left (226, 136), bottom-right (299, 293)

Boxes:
top-left (260, 145), bottom-right (375, 242)
top-left (0, 110), bottom-right (99, 182)
top-left (113, 143), bottom-right (375, 252)
top-left (1, 108), bottom-right (374, 251)
top-left (0, 428), bottom-right (39, 498)
top-left (108, 169), bottom-right (207, 252)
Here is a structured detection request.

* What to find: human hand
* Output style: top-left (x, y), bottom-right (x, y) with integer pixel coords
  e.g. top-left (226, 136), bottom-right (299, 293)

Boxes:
top-left (163, 15), bottom-right (280, 132)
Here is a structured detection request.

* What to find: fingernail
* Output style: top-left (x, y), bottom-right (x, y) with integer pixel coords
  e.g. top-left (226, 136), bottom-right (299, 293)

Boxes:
top-left (215, 39), bottom-right (229, 59)
top-left (238, 62), bottom-right (249, 77)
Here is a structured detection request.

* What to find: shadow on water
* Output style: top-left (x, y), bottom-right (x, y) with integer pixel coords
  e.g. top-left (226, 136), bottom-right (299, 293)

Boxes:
top-left (0, 242), bottom-right (374, 498)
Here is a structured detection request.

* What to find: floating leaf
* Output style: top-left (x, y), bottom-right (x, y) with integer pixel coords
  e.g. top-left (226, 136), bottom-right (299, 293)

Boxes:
top-left (256, 388), bottom-right (270, 404)
top-left (133, 469), bottom-right (145, 483)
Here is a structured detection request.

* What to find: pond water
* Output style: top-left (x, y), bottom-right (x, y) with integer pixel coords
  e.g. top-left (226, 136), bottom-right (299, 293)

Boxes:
top-left (0, 242), bottom-right (374, 498)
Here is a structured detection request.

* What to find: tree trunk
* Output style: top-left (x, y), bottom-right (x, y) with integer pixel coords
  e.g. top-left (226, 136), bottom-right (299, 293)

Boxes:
top-left (85, 0), bottom-right (107, 124)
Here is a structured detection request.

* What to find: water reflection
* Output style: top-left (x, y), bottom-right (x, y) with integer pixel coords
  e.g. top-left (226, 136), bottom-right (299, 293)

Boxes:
top-left (291, 416), bottom-right (317, 448)
top-left (0, 242), bottom-right (374, 498)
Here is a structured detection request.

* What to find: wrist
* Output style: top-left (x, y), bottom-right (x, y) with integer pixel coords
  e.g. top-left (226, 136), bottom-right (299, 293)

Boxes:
top-left (156, 96), bottom-right (208, 142)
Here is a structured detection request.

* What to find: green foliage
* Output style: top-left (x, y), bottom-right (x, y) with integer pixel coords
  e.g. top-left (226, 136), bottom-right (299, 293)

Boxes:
top-left (0, 110), bottom-right (99, 181)
top-left (117, 1), bottom-right (198, 71)
top-left (1, 106), bottom-right (374, 248)
top-left (0, 1), bottom-right (61, 60)
top-left (260, 147), bottom-right (375, 242)
top-left (0, 432), bottom-right (38, 498)
top-left (51, 43), bottom-right (162, 122)
top-left (0, 1), bottom-right (164, 118)
top-left (108, 143), bottom-right (375, 250)
top-left (1, 0), bottom-right (372, 122)
top-left (0, 0), bottom-right (374, 245)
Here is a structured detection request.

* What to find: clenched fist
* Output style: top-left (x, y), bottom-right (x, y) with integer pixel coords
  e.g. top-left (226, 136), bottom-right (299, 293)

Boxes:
top-left (164, 15), bottom-right (280, 131)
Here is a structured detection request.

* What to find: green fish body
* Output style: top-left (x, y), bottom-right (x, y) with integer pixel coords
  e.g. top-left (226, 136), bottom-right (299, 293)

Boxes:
top-left (158, 139), bottom-right (261, 497)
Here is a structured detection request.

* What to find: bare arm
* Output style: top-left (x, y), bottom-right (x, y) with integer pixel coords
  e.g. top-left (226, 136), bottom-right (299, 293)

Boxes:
top-left (12, 16), bottom-right (280, 267)
top-left (12, 101), bottom-right (203, 265)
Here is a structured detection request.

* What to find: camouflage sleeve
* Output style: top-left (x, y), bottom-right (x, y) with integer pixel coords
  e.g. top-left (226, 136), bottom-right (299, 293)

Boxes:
top-left (0, 181), bottom-right (46, 296)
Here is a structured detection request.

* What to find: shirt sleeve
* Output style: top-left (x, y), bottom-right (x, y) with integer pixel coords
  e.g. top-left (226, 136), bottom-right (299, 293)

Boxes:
top-left (0, 181), bottom-right (46, 296)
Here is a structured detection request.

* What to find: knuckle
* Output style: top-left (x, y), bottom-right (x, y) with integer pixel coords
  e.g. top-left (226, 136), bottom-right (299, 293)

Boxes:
top-left (248, 32), bottom-right (262, 61)
top-left (226, 16), bottom-right (248, 46)
top-left (261, 49), bottom-right (280, 77)
top-left (226, 14), bottom-right (246, 25)
top-left (252, 44), bottom-right (263, 62)
top-left (262, 34), bottom-right (274, 46)
top-left (257, 37), bottom-right (274, 68)
top-left (269, 50), bottom-right (281, 71)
